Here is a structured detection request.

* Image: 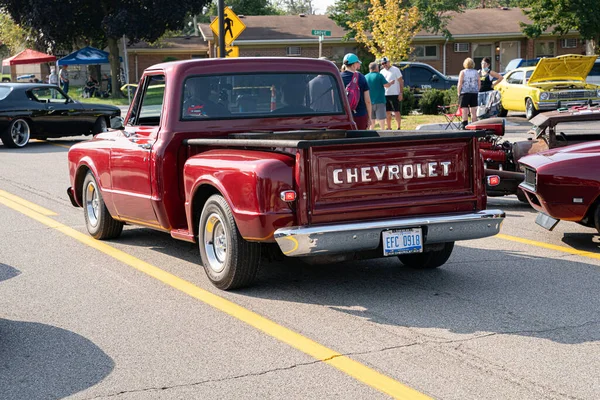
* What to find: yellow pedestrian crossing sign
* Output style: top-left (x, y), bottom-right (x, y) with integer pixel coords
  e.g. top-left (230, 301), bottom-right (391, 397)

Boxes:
top-left (216, 46), bottom-right (240, 58)
top-left (210, 7), bottom-right (246, 46)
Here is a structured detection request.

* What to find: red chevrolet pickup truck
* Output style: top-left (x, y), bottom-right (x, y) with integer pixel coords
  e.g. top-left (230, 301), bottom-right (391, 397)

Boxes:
top-left (67, 58), bottom-right (504, 290)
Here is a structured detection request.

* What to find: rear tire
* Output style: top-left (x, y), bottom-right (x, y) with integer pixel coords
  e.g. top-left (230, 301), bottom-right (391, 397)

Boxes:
top-left (398, 242), bottom-right (454, 269)
top-left (516, 189), bottom-right (529, 203)
top-left (2, 118), bottom-right (31, 148)
top-left (198, 195), bottom-right (260, 290)
top-left (82, 171), bottom-right (123, 239)
top-left (525, 98), bottom-right (538, 120)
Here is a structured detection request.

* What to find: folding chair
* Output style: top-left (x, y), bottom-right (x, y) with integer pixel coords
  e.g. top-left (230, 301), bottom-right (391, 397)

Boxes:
top-left (438, 104), bottom-right (462, 130)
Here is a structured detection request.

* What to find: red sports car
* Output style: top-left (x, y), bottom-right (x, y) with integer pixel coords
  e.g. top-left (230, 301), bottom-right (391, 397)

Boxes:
top-left (518, 139), bottom-right (600, 233)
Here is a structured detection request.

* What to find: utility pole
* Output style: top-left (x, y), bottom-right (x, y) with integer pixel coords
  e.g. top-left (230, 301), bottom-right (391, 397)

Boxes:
top-left (218, 0), bottom-right (226, 58)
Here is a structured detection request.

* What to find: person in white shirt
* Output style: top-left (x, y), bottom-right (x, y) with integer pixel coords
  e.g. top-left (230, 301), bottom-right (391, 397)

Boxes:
top-left (379, 57), bottom-right (404, 130)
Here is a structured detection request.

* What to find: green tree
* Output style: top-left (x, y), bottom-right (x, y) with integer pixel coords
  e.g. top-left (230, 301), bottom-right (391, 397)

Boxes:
top-left (330, 0), bottom-right (467, 41)
top-left (0, 0), bottom-right (209, 97)
top-left (520, 0), bottom-right (600, 54)
top-left (350, 0), bottom-right (420, 62)
top-left (0, 11), bottom-right (29, 53)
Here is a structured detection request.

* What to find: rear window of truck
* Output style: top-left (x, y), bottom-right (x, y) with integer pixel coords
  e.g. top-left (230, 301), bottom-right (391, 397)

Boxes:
top-left (180, 72), bottom-right (345, 120)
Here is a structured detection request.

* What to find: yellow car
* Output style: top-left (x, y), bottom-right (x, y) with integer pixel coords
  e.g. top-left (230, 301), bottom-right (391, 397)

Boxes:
top-left (496, 54), bottom-right (600, 119)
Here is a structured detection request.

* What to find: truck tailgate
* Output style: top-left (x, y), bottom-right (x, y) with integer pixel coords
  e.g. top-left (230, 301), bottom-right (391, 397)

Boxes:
top-left (303, 133), bottom-right (484, 225)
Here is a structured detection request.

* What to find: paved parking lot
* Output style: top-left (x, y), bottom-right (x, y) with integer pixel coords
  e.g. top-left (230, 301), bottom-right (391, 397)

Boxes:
top-left (1, 121), bottom-right (600, 399)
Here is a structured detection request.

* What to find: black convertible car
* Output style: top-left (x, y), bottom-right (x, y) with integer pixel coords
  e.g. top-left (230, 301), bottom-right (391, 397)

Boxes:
top-left (0, 83), bottom-right (120, 148)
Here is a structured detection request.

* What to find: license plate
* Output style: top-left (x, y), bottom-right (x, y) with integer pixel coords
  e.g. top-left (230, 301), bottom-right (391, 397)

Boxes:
top-left (382, 228), bottom-right (423, 256)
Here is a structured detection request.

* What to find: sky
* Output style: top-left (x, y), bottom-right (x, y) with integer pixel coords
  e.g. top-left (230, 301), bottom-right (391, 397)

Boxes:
top-left (312, 0), bottom-right (336, 14)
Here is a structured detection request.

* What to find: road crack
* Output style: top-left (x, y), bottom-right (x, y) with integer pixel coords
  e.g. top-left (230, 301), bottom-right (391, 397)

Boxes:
top-left (83, 359), bottom-right (325, 399)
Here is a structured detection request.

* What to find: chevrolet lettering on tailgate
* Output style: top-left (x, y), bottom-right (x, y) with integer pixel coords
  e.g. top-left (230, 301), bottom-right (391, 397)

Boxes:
top-left (332, 161), bottom-right (452, 184)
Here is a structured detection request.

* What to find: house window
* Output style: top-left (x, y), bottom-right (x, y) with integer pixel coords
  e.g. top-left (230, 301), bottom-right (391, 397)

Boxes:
top-left (413, 45), bottom-right (438, 60)
top-left (561, 38), bottom-right (577, 48)
top-left (535, 41), bottom-right (555, 57)
top-left (286, 46), bottom-right (302, 56)
top-left (454, 43), bottom-right (469, 53)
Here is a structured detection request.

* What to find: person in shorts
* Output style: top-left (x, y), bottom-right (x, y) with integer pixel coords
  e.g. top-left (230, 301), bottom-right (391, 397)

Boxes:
top-left (340, 53), bottom-right (372, 130)
top-left (365, 61), bottom-right (395, 129)
top-left (457, 57), bottom-right (480, 129)
top-left (379, 57), bottom-right (404, 129)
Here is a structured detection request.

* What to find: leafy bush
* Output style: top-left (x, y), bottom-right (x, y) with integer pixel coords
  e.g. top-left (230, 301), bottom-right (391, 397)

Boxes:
top-left (401, 87), bottom-right (415, 115)
top-left (444, 86), bottom-right (459, 107)
top-left (418, 88), bottom-right (448, 114)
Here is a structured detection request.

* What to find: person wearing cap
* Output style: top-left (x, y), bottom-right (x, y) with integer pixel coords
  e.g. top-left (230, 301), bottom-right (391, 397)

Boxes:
top-left (341, 53), bottom-right (371, 130)
top-left (379, 57), bottom-right (404, 130)
top-left (365, 61), bottom-right (395, 130)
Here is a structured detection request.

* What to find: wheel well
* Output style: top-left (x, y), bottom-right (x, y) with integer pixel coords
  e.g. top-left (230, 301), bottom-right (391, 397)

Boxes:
top-left (74, 166), bottom-right (91, 206)
top-left (581, 193), bottom-right (600, 227)
top-left (191, 184), bottom-right (221, 238)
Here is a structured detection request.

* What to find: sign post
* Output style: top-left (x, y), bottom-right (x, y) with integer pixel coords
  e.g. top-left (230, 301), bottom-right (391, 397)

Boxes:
top-left (311, 30), bottom-right (331, 58)
top-left (211, 6), bottom-right (247, 57)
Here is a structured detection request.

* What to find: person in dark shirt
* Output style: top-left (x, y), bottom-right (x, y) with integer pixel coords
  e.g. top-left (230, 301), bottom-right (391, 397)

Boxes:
top-left (340, 53), bottom-right (372, 130)
top-left (183, 81), bottom-right (230, 118)
top-left (84, 75), bottom-right (99, 98)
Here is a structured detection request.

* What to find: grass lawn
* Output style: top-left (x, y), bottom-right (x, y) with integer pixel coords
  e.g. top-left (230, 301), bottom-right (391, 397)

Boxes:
top-left (372, 114), bottom-right (448, 130)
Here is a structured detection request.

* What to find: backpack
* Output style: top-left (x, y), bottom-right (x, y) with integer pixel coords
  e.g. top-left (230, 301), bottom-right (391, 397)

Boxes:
top-left (345, 72), bottom-right (360, 113)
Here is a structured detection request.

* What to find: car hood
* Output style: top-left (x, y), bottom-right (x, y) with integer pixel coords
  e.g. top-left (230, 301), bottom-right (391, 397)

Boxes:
top-left (522, 140), bottom-right (600, 169)
top-left (79, 102), bottom-right (121, 114)
top-left (528, 55), bottom-right (597, 83)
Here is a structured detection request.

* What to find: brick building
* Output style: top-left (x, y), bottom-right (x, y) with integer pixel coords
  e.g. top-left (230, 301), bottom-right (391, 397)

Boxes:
top-left (413, 8), bottom-right (587, 75)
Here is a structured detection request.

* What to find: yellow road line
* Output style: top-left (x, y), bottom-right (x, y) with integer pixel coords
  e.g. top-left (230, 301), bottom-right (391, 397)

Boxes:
top-left (498, 233), bottom-right (600, 260)
top-left (0, 190), bottom-right (57, 216)
top-left (49, 142), bottom-right (71, 149)
top-left (0, 192), bottom-right (430, 400)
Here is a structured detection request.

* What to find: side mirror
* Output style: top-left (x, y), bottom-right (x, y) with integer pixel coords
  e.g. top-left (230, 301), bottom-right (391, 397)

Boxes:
top-left (110, 116), bottom-right (125, 130)
top-left (431, 75), bottom-right (440, 82)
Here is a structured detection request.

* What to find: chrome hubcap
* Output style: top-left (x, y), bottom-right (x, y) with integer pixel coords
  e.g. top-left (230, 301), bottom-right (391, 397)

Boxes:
top-left (11, 120), bottom-right (30, 146)
top-left (204, 213), bottom-right (227, 273)
top-left (85, 181), bottom-right (100, 227)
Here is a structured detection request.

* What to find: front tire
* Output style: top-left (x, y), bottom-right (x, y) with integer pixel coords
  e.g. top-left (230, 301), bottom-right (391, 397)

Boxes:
top-left (498, 102), bottom-right (508, 118)
top-left (198, 195), bottom-right (260, 290)
top-left (93, 117), bottom-right (108, 134)
top-left (594, 204), bottom-right (600, 234)
top-left (2, 118), bottom-right (31, 148)
top-left (82, 172), bottom-right (123, 239)
top-left (398, 242), bottom-right (454, 269)
top-left (525, 98), bottom-right (538, 120)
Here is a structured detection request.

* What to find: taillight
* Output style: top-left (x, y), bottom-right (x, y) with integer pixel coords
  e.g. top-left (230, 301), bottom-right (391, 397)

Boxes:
top-left (280, 190), bottom-right (296, 202)
top-left (487, 175), bottom-right (500, 186)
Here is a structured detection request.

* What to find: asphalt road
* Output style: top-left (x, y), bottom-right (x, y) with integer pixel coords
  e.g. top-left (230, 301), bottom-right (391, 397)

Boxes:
top-left (1, 120), bottom-right (600, 399)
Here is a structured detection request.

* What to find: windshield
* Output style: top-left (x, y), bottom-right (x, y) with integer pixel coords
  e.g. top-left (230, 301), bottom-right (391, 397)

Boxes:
top-left (181, 72), bottom-right (344, 120)
top-left (504, 59), bottom-right (520, 72)
top-left (0, 86), bottom-right (10, 101)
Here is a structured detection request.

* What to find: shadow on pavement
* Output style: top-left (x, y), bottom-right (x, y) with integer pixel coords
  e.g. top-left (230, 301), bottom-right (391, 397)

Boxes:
top-left (0, 263), bottom-right (21, 283)
top-left (0, 319), bottom-right (114, 399)
top-left (111, 223), bottom-right (600, 346)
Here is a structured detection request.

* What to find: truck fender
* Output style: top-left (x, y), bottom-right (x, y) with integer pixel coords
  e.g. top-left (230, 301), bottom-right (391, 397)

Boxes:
top-left (184, 151), bottom-right (295, 242)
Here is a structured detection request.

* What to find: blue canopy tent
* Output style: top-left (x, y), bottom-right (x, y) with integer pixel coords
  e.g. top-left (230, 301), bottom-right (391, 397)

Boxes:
top-left (57, 46), bottom-right (113, 65)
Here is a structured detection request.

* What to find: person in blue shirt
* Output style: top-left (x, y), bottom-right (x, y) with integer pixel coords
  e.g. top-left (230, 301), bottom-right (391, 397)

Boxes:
top-left (365, 61), bottom-right (395, 129)
top-left (340, 53), bottom-right (372, 130)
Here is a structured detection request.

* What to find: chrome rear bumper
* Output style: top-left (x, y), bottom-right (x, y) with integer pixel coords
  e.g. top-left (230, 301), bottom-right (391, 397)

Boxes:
top-left (274, 209), bottom-right (505, 257)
